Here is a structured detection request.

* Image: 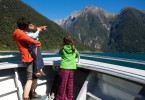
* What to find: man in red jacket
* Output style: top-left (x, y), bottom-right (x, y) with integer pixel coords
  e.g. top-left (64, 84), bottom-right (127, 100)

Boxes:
top-left (12, 18), bottom-right (42, 100)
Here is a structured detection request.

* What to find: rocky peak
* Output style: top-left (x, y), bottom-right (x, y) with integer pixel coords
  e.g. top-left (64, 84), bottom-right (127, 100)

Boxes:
top-left (81, 5), bottom-right (114, 18)
top-left (55, 5), bottom-right (114, 25)
top-left (81, 5), bottom-right (103, 14)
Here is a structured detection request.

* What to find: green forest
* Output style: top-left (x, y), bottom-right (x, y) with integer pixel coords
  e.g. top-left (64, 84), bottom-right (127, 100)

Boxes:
top-left (0, 0), bottom-right (93, 52)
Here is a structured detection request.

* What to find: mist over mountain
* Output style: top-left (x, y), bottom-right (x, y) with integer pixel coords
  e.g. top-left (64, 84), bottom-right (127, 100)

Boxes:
top-left (55, 5), bottom-right (145, 52)
top-left (0, 0), bottom-right (92, 51)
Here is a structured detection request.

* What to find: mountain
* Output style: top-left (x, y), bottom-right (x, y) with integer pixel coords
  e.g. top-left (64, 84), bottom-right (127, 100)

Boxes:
top-left (55, 5), bottom-right (145, 52)
top-left (0, 0), bottom-right (91, 51)
top-left (55, 5), bottom-right (115, 51)
top-left (109, 7), bottom-right (145, 52)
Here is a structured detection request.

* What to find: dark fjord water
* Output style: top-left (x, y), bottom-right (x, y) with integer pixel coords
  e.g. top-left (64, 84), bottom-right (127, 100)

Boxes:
top-left (0, 52), bottom-right (145, 70)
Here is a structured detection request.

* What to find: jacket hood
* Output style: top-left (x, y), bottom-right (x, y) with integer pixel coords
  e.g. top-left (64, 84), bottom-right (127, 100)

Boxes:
top-left (63, 45), bottom-right (73, 54)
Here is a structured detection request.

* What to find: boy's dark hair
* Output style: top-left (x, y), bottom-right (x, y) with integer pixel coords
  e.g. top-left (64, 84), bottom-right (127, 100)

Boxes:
top-left (17, 17), bottom-right (30, 30)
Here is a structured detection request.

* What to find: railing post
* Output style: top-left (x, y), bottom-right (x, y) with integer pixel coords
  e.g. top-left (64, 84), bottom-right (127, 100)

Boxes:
top-left (14, 68), bottom-right (23, 100)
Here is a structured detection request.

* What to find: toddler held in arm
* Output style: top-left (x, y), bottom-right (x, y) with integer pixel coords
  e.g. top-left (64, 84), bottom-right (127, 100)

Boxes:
top-left (26, 24), bottom-right (47, 77)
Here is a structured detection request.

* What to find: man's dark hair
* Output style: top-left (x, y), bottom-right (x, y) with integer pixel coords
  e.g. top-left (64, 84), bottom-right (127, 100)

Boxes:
top-left (17, 17), bottom-right (30, 30)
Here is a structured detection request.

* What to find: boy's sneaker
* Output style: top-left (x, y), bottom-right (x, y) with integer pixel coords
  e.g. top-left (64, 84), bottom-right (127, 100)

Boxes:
top-left (32, 92), bottom-right (41, 99)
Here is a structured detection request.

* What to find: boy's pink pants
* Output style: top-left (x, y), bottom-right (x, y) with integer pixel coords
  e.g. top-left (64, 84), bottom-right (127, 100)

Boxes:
top-left (56, 69), bottom-right (74, 100)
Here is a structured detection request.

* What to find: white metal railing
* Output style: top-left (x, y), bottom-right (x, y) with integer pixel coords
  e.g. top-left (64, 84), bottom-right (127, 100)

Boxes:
top-left (0, 70), bottom-right (19, 100)
top-left (81, 54), bottom-right (145, 65)
top-left (0, 57), bottom-right (145, 84)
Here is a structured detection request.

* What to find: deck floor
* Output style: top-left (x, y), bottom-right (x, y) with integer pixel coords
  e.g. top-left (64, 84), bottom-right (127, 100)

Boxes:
top-left (32, 95), bottom-right (48, 100)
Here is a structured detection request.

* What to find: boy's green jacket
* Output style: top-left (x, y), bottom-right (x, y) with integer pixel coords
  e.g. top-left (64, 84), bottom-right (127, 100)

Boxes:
top-left (59, 45), bottom-right (79, 69)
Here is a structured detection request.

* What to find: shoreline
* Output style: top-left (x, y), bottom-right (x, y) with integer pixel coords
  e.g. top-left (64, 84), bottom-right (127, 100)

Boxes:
top-left (0, 51), bottom-right (19, 52)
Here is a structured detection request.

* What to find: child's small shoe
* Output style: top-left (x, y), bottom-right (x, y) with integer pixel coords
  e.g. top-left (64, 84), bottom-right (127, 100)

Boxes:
top-left (34, 72), bottom-right (41, 77)
top-left (40, 70), bottom-right (46, 76)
